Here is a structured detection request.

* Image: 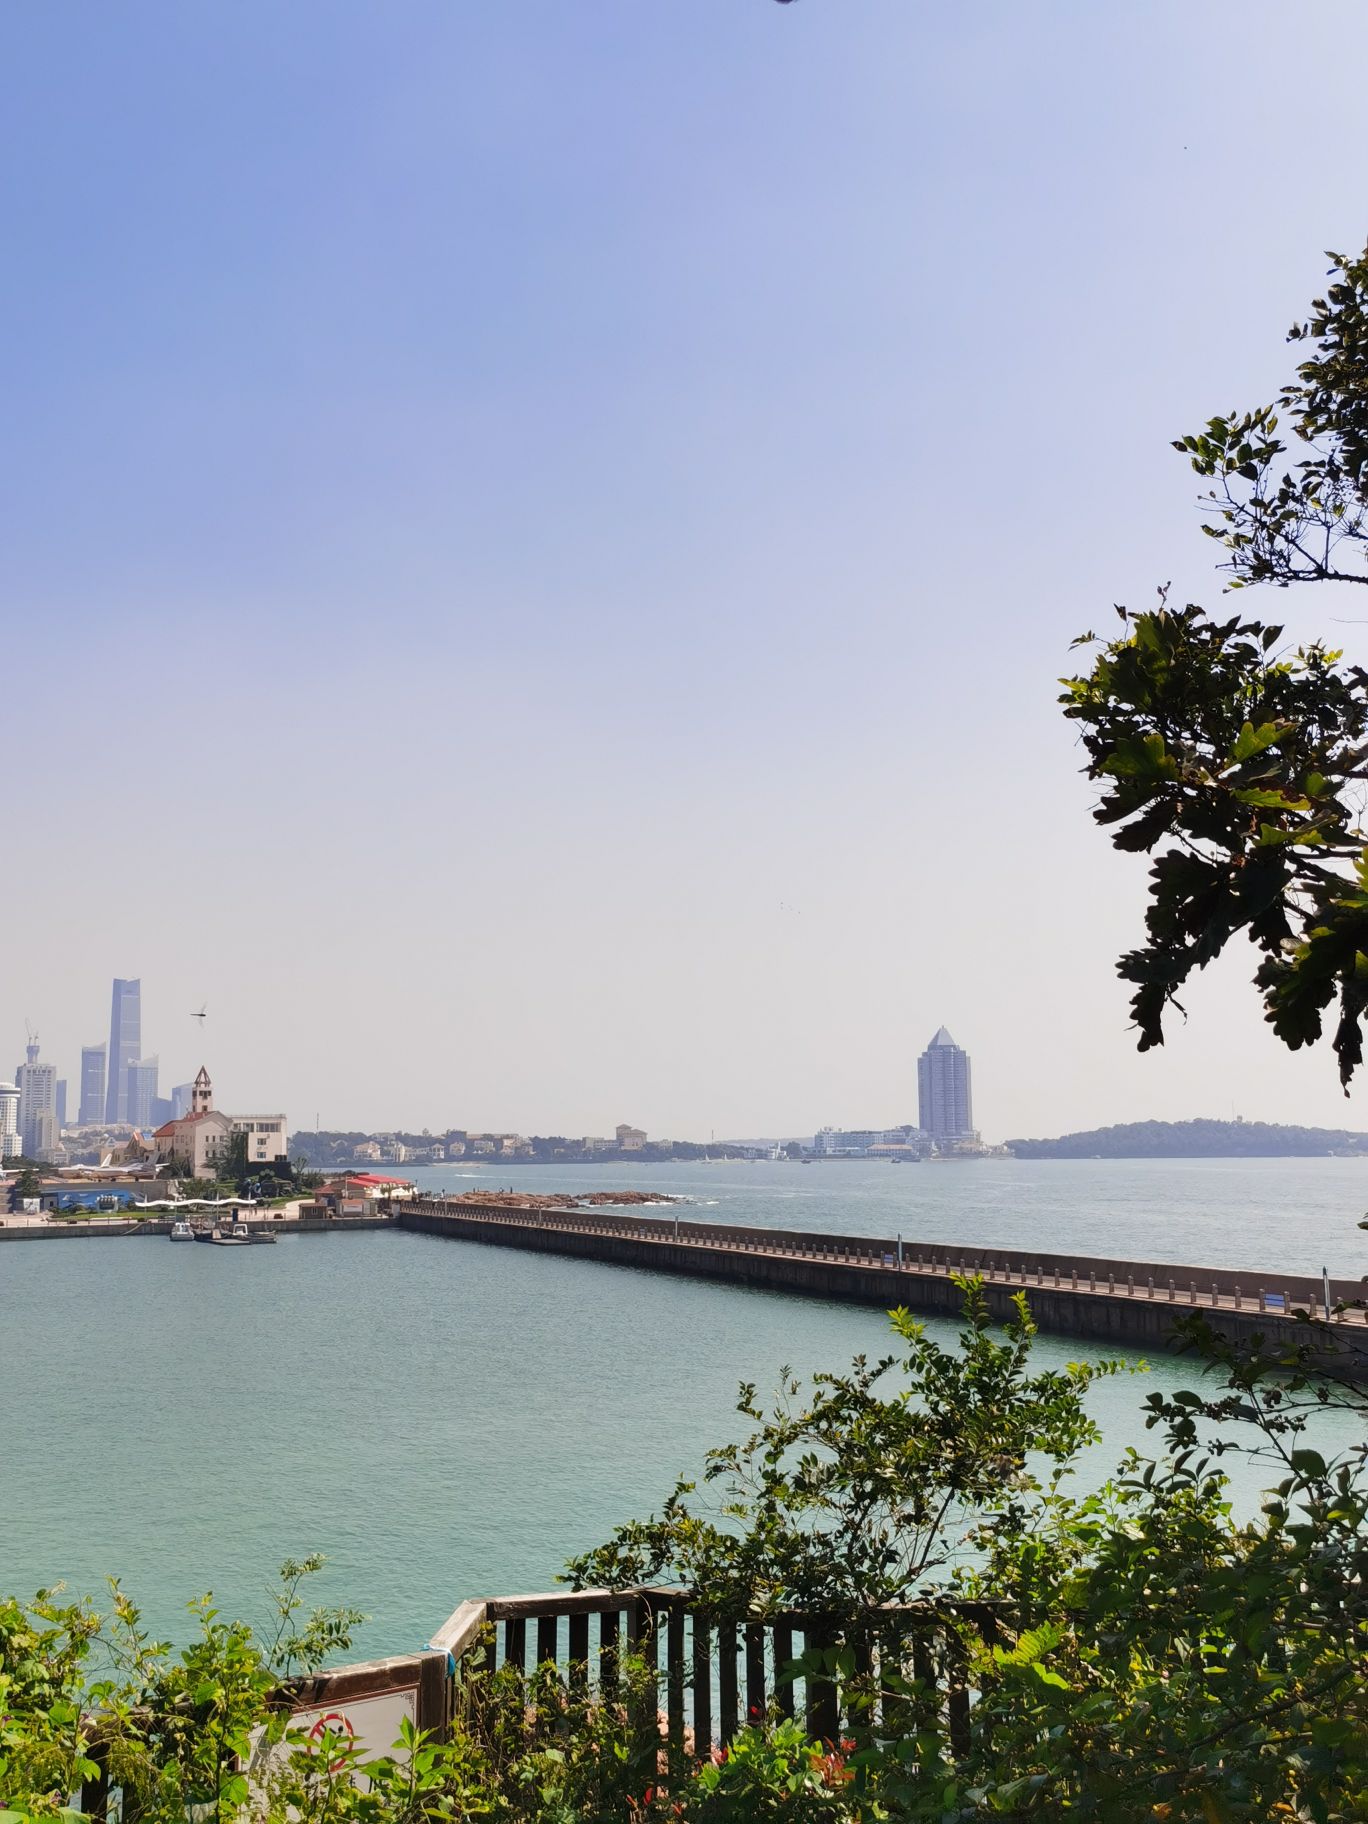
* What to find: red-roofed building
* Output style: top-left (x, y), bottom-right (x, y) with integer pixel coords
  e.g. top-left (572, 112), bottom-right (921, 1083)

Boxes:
top-left (318, 1172), bottom-right (415, 1195)
top-left (151, 1067), bottom-right (289, 1178)
top-left (304, 1171), bottom-right (415, 1221)
top-left (153, 1066), bottom-right (230, 1175)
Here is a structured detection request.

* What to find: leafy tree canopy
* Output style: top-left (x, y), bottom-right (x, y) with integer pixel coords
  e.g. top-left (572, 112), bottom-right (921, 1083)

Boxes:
top-left (1065, 244), bottom-right (1368, 1085)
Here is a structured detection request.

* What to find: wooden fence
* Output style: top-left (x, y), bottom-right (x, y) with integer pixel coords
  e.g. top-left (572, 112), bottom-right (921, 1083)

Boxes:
top-left (430, 1584), bottom-right (997, 1755)
top-left (78, 1584), bottom-right (996, 1813)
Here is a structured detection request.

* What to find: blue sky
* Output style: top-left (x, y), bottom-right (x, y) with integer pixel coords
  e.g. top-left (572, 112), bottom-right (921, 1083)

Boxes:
top-left (7, 1), bottom-right (1368, 1138)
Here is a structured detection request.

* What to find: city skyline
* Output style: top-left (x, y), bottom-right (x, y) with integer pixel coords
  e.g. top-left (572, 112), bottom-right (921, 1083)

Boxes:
top-left (4, 975), bottom-right (1358, 1148)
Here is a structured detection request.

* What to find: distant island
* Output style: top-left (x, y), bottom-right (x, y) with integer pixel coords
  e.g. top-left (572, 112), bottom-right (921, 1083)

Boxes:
top-left (1007, 1118), bottom-right (1368, 1160)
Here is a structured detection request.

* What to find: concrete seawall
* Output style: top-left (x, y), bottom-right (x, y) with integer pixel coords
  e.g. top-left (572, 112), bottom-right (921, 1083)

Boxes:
top-left (398, 1200), bottom-right (1368, 1373)
top-left (0, 1214), bottom-right (396, 1241)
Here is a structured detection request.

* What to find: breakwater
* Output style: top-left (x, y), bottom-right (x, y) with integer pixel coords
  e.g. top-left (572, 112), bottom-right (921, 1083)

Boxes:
top-left (399, 1198), bottom-right (1368, 1369)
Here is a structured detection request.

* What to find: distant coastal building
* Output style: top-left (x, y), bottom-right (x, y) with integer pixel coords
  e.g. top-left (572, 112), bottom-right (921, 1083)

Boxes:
top-left (302, 1172), bottom-right (417, 1221)
top-left (0, 1081), bottom-right (19, 1157)
top-left (28, 1111), bottom-right (60, 1161)
top-left (126, 1057), bottom-right (159, 1131)
top-left (104, 978), bottom-right (142, 1124)
top-left (16, 1039), bottom-right (58, 1158)
top-left (234, 1114), bottom-right (289, 1166)
top-left (171, 1081), bottom-right (195, 1120)
top-left (917, 1026), bottom-right (976, 1142)
top-left (811, 1124), bottom-right (925, 1159)
top-left (79, 1045), bottom-right (107, 1125)
top-left (151, 1067), bottom-right (288, 1177)
top-left (153, 1067), bottom-right (232, 1175)
top-left (616, 1124), bottom-right (647, 1152)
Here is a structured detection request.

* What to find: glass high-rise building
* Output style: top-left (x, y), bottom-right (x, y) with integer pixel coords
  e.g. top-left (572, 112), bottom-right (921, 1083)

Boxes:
top-left (105, 978), bottom-right (142, 1123)
top-left (917, 1026), bottom-right (975, 1141)
top-left (79, 1045), bottom-right (107, 1125)
top-left (126, 1057), bottom-right (159, 1131)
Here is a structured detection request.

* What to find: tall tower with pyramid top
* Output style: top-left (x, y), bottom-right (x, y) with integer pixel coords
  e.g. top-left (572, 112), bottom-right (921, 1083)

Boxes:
top-left (917, 1027), bottom-right (975, 1141)
top-left (191, 1066), bottom-right (213, 1115)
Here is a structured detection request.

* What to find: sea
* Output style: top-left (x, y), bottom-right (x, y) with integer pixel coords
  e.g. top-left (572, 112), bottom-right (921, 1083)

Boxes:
top-left (3, 1156), bottom-right (1365, 1658)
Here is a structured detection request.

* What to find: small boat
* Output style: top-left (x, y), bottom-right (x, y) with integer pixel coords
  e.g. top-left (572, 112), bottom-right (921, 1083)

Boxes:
top-left (194, 1222), bottom-right (277, 1247)
top-left (169, 1220), bottom-right (195, 1241)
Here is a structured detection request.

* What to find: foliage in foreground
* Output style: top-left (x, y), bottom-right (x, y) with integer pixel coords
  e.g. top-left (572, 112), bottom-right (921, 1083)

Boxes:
top-left (5, 1294), bottom-right (1368, 1821)
top-left (567, 1282), bottom-right (1117, 1623)
top-left (1064, 240), bottom-right (1368, 1086)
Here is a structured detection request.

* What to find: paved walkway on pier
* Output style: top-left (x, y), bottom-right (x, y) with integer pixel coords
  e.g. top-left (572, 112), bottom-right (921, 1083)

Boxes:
top-left (399, 1197), bottom-right (1368, 1364)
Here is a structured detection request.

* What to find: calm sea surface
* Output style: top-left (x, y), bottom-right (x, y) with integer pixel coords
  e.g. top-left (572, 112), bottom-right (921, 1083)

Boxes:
top-left (4, 1158), bottom-right (1365, 1657)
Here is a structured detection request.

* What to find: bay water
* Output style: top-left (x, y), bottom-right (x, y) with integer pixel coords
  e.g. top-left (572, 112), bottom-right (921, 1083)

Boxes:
top-left (3, 1158), bottom-right (1364, 1658)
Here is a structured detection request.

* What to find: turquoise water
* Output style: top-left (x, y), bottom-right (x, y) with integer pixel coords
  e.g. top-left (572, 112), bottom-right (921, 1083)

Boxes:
top-left (4, 1159), bottom-right (1365, 1658)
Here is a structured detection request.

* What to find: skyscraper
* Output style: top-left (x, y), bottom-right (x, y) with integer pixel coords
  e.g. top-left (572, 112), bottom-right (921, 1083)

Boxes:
top-left (55, 1080), bottom-right (67, 1128)
top-left (16, 1038), bottom-right (58, 1157)
top-left (0, 1081), bottom-right (19, 1157)
top-left (126, 1058), bottom-right (159, 1131)
top-left (105, 978), bottom-right (141, 1123)
top-left (79, 1045), bottom-right (107, 1125)
top-left (917, 1026), bottom-right (975, 1142)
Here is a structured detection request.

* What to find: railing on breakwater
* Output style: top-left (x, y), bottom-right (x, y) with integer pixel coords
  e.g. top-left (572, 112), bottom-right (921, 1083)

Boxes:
top-left (400, 1196), bottom-right (1365, 1316)
top-left (396, 1198), bottom-right (1368, 1364)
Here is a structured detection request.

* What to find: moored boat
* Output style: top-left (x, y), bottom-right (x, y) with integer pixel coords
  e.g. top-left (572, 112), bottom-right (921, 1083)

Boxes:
top-left (193, 1221), bottom-right (277, 1246)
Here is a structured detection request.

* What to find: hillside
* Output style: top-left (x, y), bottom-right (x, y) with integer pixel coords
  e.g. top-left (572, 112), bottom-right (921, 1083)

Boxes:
top-left (1006, 1118), bottom-right (1368, 1159)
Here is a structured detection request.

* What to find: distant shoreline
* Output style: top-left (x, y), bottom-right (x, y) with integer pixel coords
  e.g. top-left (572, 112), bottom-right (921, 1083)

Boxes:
top-left (1007, 1117), bottom-right (1368, 1161)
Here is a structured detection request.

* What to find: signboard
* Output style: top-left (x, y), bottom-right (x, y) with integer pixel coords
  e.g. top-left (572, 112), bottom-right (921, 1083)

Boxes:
top-left (289, 1687), bottom-right (416, 1762)
top-left (247, 1685), bottom-right (418, 1793)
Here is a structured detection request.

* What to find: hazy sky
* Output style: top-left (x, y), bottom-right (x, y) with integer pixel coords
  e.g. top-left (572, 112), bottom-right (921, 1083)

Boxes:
top-left (8, 1), bottom-right (1368, 1141)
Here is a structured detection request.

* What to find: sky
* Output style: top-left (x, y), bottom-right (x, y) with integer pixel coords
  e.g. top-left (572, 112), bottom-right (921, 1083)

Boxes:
top-left (7, 0), bottom-right (1368, 1142)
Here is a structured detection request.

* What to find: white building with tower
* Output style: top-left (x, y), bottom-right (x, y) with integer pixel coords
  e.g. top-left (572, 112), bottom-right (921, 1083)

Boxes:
top-left (152, 1067), bottom-right (288, 1177)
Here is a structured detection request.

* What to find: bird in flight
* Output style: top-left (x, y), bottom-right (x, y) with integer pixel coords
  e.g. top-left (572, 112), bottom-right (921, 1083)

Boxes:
top-left (191, 1004), bottom-right (207, 1023)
